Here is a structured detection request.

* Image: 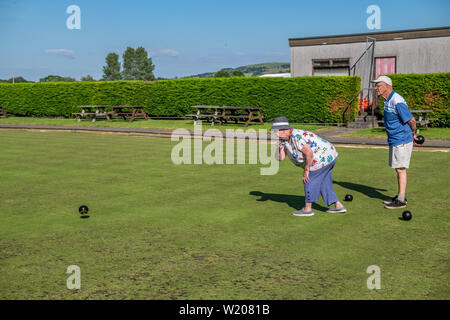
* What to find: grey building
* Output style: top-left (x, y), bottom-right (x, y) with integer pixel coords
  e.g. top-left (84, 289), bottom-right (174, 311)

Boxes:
top-left (289, 26), bottom-right (450, 79)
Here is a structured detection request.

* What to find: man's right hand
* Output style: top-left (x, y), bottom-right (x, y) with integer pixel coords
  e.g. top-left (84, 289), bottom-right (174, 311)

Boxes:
top-left (413, 135), bottom-right (420, 146)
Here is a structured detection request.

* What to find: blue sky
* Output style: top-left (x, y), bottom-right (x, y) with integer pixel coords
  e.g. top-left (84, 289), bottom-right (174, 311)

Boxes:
top-left (0, 0), bottom-right (449, 81)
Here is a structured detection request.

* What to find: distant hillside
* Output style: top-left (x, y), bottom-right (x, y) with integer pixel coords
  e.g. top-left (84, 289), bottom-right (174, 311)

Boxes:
top-left (187, 62), bottom-right (290, 78)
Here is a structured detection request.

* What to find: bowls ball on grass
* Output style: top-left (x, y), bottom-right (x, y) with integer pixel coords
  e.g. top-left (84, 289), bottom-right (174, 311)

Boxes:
top-left (402, 210), bottom-right (412, 221)
top-left (344, 194), bottom-right (353, 202)
top-left (79, 205), bottom-right (89, 216)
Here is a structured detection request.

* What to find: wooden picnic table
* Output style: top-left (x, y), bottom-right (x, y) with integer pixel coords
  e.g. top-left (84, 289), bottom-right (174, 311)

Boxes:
top-left (73, 105), bottom-right (148, 122)
top-left (411, 109), bottom-right (437, 131)
top-left (73, 105), bottom-right (109, 122)
top-left (108, 105), bottom-right (148, 122)
top-left (186, 105), bottom-right (264, 127)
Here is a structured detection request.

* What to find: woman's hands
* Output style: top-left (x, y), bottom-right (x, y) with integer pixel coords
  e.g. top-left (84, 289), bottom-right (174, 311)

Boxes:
top-left (277, 140), bottom-right (286, 161)
top-left (300, 144), bottom-right (313, 183)
top-left (302, 169), bottom-right (310, 184)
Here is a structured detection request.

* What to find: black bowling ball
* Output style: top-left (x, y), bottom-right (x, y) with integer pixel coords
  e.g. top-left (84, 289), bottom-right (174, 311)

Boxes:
top-left (344, 194), bottom-right (353, 202)
top-left (415, 135), bottom-right (425, 145)
top-left (79, 205), bottom-right (89, 215)
top-left (402, 210), bottom-right (412, 221)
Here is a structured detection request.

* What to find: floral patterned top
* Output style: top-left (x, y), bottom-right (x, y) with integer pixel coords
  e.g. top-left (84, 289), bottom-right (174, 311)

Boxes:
top-left (282, 129), bottom-right (338, 171)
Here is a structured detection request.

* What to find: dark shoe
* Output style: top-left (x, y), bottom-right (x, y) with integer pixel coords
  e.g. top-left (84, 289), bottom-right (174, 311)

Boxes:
top-left (384, 199), bottom-right (407, 209)
top-left (383, 195), bottom-right (407, 205)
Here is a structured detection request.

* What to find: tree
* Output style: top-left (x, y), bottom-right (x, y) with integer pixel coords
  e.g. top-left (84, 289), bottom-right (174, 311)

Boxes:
top-left (81, 75), bottom-right (95, 81)
top-left (122, 47), bottom-right (155, 81)
top-left (135, 47), bottom-right (155, 81)
top-left (214, 70), bottom-right (230, 78)
top-left (39, 75), bottom-right (76, 82)
top-left (232, 70), bottom-right (245, 77)
top-left (0, 76), bottom-right (31, 83)
top-left (121, 47), bottom-right (135, 80)
top-left (102, 53), bottom-right (122, 81)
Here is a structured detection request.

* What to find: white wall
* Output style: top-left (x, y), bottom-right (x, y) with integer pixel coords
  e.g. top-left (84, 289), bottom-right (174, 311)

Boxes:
top-left (291, 36), bottom-right (450, 77)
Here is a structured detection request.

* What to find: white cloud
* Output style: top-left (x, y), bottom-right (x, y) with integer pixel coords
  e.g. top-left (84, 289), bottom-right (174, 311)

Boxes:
top-left (45, 49), bottom-right (75, 59)
top-left (149, 48), bottom-right (180, 57)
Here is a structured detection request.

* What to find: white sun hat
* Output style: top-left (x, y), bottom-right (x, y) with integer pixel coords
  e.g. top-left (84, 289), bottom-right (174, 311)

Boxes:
top-left (372, 75), bottom-right (392, 86)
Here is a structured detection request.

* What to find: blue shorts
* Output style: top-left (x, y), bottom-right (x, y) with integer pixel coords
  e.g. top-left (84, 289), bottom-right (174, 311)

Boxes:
top-left (304, 159), bottom-right (338, 206)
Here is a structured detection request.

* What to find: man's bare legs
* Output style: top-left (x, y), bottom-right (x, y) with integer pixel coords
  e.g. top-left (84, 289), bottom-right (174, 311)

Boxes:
top-left (396, 167), bottom-right (407, 202)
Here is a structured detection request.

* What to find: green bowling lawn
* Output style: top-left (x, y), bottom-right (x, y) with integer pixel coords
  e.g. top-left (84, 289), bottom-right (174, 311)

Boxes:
top-left (0, 130), bottom-right (449, 299)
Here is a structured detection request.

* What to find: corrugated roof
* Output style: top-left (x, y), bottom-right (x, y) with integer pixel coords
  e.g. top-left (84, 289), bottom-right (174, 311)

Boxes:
top-left (289, 26), bottom-right (450, 47)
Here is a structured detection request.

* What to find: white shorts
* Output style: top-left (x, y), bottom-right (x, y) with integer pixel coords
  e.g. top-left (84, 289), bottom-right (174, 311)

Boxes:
top-left (389, 142), bottom-right (413, 168)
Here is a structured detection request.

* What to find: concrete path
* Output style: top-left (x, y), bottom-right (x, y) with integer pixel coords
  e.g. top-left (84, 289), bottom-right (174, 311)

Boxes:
top-left (1, 124), bottom-right (449, 148)
top-left (318, 127), bottom-right (450, 148)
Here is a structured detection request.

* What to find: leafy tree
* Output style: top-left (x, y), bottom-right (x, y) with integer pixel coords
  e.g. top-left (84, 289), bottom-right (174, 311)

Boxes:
top-left (122, 47), bottom-right (155, 80)
top-left (135, 47), bottom-right (155, 81)
top-left (232, 70), bottom-right (245, 77)
top-left (102, 53), bottom-right (122, 80)
top-left (0, 76), bottom-right (32, 83)
top-left (81, 75), bottom-right (95, 81)
top-left (39, 75), bottom-right (76, 82)
top-left (122, 47), bottom-right (136, 80)
top-left (214, 70), bottom-right (230, 77)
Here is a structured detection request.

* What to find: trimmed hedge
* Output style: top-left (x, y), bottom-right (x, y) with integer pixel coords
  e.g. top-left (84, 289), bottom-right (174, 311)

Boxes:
top-left (0, 77), bottom-right (360, 123)
top-left (389, 73), bottom-right (449, 127)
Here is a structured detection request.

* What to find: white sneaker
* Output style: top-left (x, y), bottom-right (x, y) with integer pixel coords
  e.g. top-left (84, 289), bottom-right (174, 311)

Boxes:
top-left (292, 209), bottom-right (315, 216)
top-left (326, 206), bottom-right (347, 213)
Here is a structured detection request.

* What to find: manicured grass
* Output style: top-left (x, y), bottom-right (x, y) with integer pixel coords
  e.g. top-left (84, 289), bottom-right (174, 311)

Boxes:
top-left (0, 117), bottom-right (331, 133)
top-left (0, 130), bottom-right (449, 299)
top-left (341, 127), bottom-right (450, 140)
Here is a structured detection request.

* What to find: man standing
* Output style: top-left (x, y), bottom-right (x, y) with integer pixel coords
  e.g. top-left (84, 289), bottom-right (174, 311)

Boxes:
top-left (372, 75), bottom-right (419, 209)
top-left (272, 116), bottom-right (346, 216)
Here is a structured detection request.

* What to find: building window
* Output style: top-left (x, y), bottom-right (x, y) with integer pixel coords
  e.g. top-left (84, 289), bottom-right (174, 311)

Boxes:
top-left (374, 57), bottom-right (396, 79)
top-left (312, 58), bottom-right (350, 76)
